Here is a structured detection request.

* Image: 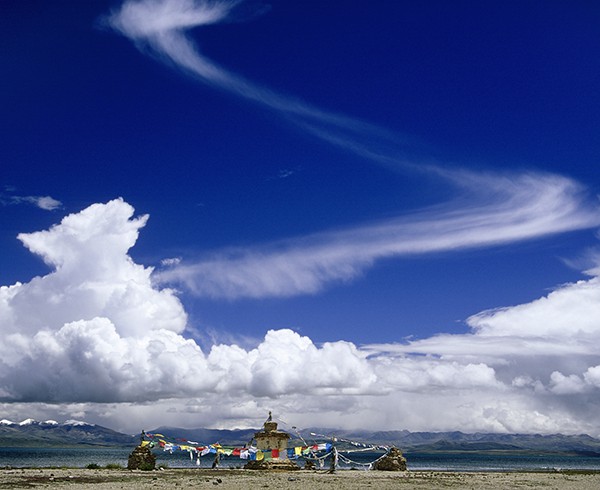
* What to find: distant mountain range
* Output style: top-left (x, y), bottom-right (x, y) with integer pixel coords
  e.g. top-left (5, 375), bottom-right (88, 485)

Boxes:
top-left (2, 419), bottom-right (600, 455)
top-left (0, 419), bottom-right (135, 447)
top-left (298, 428), bottom-right (600, 455)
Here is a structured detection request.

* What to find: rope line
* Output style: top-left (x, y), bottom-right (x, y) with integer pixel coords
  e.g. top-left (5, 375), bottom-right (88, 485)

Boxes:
top-left (142, 417), bottom-right (399, 470)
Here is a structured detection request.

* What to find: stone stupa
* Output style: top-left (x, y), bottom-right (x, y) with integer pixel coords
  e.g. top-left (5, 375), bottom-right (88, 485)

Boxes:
top-left (244, 412), bottom-right (299, 470)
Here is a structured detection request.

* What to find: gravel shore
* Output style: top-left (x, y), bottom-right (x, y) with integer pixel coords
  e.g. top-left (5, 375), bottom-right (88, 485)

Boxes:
top-left (2, 468), bottom-right (600, 489)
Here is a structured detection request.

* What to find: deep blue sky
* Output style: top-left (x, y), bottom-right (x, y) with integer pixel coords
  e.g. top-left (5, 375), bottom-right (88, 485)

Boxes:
top-left (2, 0), bottom-right (599, 347)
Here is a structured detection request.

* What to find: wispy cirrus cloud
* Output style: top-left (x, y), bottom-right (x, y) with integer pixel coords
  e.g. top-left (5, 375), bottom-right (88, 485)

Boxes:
top-left (0, 190), bottom-right (62, 211)
top-left (107, 0), bottom-right (423, 172)
top-left (154, 171), bottom-right (599, 299)
top-left (108, 0), bottom-right (600, 300)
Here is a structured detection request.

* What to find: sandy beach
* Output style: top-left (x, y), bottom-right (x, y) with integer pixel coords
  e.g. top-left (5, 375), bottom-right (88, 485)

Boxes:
top-left (1, 468), bottom-right (599, 489)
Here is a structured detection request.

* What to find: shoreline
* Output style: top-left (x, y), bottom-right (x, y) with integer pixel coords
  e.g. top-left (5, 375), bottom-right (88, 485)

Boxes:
top-left (2, 468), bottom-right (600, 489)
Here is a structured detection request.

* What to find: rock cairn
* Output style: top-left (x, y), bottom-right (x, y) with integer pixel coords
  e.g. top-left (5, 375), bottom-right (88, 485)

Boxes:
top-left (372, 447), bottom-right (407, 471)
top-left (127, 444), bottom-right (156, 470)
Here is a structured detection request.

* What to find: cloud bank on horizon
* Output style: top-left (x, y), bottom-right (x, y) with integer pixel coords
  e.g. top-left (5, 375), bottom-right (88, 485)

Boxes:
top-left (2, 199), bottom-right (600, 435)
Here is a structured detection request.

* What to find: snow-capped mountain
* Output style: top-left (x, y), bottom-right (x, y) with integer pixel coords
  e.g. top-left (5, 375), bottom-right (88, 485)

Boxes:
top-left (63, 419), bottom-right (94, 427)
top-left (0, 418), bottom-right (134, 447)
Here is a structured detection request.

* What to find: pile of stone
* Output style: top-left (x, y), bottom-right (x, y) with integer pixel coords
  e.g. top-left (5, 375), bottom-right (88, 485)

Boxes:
top-left (127, 444), bottom-right (156, 470)
top-left (372, 447), bottom-right (407, 471)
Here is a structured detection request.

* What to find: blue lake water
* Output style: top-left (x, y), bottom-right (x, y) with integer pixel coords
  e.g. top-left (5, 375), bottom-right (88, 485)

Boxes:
top-left (2, 447), bottom-right (600, 471)
top-left (403, 451), bottom-right (600, 472)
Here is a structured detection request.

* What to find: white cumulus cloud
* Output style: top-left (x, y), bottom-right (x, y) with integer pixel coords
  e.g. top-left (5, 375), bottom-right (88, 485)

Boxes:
top-left (3, 199), bottom-right (600, 435)
top-left (0, 200), bottom-right (378, 406)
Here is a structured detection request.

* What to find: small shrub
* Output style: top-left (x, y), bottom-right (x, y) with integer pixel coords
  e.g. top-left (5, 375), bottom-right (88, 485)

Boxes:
top-left (86, 463), bottom-right (101, 469)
